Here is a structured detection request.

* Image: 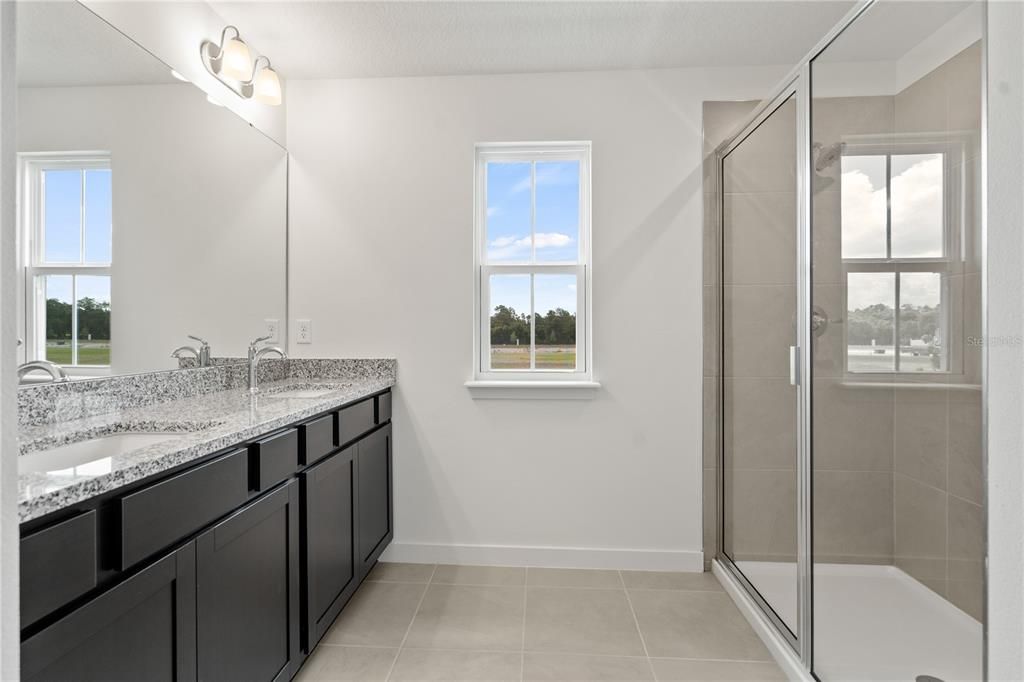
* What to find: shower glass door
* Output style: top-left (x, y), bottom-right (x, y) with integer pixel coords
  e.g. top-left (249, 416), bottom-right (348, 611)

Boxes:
top-left (720, 92), bottom-right (801, 644)
top-left (809, 1), bottom-right (984, 679)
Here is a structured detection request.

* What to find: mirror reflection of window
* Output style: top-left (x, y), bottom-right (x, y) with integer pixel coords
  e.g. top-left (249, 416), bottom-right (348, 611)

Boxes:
top-left (23, 158), bottom-right (113, 368)
top-left (840, 148), bottom-right (949, 374)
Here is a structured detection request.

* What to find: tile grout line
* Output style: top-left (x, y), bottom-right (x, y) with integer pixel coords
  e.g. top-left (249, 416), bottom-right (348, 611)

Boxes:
top-left (383, 563), bottom-right (438, 682)
top-left (317, 641), bottom-right (781, 665)
top-left (619, 570), bottom-right (658, 682)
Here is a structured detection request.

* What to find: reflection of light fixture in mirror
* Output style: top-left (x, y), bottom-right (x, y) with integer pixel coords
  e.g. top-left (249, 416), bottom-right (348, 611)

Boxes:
top-left (200, 26), bottom-right (282, 107)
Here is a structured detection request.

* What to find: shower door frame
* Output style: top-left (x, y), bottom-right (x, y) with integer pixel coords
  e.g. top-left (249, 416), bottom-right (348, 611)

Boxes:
top-left (714, 80), bottom-right (807, 659)
top-left (712, 0), bottom-right (902, 674)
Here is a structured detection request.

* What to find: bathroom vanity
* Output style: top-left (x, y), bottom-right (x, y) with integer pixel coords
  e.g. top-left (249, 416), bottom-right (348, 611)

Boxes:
top-left (17, 362), bottom-right (395, 682)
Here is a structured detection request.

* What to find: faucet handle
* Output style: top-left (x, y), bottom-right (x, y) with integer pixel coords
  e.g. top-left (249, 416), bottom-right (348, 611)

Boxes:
top-left (187, 334), bottom-right (210, 348)
top-left (249, 334), bottom-right (272, 350)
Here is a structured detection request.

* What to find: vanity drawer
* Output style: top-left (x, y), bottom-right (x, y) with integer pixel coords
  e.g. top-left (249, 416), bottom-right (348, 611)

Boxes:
top-left (21, 510), bottom-right (98, 626)
top-left (299, 413), bottom-right (336, 466)
top-left (377, 392), bottom-right (392, 424)
top-left (251, 428), bottom-right (299, 490)
top-left (120, 449), bottom-right (248, 570)
top-left (338, 398), bottom-right (375, 446)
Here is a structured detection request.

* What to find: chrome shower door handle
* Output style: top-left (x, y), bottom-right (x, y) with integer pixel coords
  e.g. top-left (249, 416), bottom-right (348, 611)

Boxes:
top-left (790, 346), bottom-right (800, 386)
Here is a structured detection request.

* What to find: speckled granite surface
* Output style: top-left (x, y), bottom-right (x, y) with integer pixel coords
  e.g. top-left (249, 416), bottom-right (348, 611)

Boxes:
top-left (19, 358), bottom-right (395, 427)
top-left (18, 359), bottom-right (396, 523)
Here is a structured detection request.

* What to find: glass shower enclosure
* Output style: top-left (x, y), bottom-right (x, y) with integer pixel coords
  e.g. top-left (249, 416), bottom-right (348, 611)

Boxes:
top-left (711, 1), bottom-right (985, 679)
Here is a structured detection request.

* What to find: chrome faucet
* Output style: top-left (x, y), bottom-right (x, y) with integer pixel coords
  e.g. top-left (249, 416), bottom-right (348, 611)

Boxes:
top-left (248, 335), bottom-right (286, 393)
top-left (17, 360), bottom-right (69, 383)
top-left (171, 335), bottom-right (211, 367)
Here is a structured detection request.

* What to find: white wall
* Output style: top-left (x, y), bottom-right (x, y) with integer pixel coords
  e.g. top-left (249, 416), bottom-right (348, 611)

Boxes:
top-left (287, 65), bottom-right (786, 569)
top-left (18, 84), bottom-right (287, 374)
top-left (0, 3), bottom-right (18, 676)
top-left (81, 1), bottom-right (287, 147)
top-left (985, 0), bottom-right (1024, 677)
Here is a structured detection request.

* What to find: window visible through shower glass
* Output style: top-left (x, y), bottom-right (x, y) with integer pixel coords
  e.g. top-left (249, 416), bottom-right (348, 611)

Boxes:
top-left (840, 151), bottom-right (949, 373)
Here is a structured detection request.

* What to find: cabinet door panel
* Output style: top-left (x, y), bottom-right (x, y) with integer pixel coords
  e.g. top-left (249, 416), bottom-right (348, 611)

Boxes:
top-left (196, 481), bottom-right (299, 682)
top-left (22, 543), bottom-right (196, 682)
top-left (303, 446), bottom-right (358, 648)
top-left (357, 425), bottom-right (393, 571)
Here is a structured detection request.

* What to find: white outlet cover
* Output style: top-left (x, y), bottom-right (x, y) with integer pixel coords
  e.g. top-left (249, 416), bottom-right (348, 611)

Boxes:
top-left (264, 318), bottom-right (279, 343)
top-left (297, 319), bottom-right (312, 344)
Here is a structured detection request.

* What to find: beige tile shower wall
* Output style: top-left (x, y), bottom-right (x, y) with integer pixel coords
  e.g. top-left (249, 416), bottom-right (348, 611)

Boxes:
top-left (718, 98), bottom-right (800, 565)
top-left (702, 100), bottom-right (758, 569)
top-left (811, 95), bottom-right (897, 565)
top-left (890, 43), bottom-right (984, 621)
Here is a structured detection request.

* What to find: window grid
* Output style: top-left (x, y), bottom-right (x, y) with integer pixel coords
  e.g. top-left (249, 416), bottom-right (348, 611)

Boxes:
top-left (841, 144), bottom-right (957, 376)
top-left (21, 154), bottom-right (112, 370)
top-left (474, 143), bottom-right (592, 382)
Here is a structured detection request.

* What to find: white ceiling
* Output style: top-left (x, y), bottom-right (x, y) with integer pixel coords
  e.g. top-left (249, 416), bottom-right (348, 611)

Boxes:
top-left (18, 1), bottom-right (176, 88)
top-left (209, 0), bottom-right (860, 80)
top-left (817, 1), bottom-right (974, 62)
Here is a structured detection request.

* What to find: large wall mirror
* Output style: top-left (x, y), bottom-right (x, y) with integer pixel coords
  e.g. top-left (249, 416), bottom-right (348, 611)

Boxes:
top-left (15, 1), bottom-right (287, 381)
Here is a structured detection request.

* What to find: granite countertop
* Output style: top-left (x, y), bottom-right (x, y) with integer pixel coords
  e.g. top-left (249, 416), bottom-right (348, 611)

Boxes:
top-left (18, 376), bottom-right (394, 523)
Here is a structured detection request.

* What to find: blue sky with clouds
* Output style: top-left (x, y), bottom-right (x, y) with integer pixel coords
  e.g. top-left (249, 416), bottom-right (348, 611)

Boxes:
top-left (486, 160), bottom-right (580, 317)
top-left (42, 169), bottom-right (112, 320)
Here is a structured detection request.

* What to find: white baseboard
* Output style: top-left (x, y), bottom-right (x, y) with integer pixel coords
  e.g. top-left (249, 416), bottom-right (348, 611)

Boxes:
top-left (381, 542), bottom-right (705, 572)
top-left (712, 559), bottom-right (811, 682)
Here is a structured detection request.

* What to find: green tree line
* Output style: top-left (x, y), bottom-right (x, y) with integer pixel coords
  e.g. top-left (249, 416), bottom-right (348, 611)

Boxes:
top-left (848, 303), bottom-right (940, 346)
top-left (490, 305), bottom-right (575, 345)
top-left (46, 297), bottom-right (111, 341)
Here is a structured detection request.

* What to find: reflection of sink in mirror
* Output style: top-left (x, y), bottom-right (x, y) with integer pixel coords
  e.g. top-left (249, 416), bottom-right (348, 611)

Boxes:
top-left (262, 383), bottom-right (350, 399)
top-left (19, 433), bottom-right (177, 476)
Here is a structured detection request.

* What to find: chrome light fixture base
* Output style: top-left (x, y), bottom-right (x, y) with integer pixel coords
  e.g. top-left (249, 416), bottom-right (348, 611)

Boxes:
top-left (200, 26), bottom-right (281, 106)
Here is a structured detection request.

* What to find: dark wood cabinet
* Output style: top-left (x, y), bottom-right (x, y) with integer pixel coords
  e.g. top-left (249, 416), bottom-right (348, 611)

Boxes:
top-left (21, 542), bottom-right (196, 682)
top-left (20, 389), bottom-right (392, 682)
top-left (302, 445), bottom-right (358, 650)
top-left (357, 424), bottom-right (393, 575)
top-left (196, 480), bottom-right (300, 682)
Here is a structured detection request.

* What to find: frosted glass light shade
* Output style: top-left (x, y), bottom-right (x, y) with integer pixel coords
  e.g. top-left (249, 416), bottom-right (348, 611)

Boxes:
top-left (254, 66), bottom-right (282, 106)
top-left (221, 37), bottom-right (252, 80)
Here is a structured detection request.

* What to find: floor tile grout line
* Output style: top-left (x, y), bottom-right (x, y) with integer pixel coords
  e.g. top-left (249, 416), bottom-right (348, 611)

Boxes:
top-left (316, 641), bottom-right (778, 664)
top-left (383, 563), bottom-right (438, 682)
top-left (620, 571), bottom-right (658, 682)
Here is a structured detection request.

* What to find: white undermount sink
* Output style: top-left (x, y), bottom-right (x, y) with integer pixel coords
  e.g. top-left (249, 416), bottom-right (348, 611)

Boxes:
top-left (19, 433), bottom-right (176, 476)
top-left (262, 383), bottom-right (349, 399)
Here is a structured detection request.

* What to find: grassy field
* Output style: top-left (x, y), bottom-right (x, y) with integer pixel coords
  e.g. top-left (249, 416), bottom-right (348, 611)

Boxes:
top-left (46, 341), bottom-right (110, 366)
top-left (491, 345), bottom-right (576, 370)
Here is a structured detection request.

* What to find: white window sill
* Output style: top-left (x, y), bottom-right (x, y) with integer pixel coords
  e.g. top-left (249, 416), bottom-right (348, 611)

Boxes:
top-left (840, 380), bottom-right (981, 391)
top-left (465, 379), bottom-right (601, 400)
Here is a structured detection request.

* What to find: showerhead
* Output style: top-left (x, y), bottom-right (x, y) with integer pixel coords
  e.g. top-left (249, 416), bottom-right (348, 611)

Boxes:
top-left (813, 141), bottom-right (845, 172)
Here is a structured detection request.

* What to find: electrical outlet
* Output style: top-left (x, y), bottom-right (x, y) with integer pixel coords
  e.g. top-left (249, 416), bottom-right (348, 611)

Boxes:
top-left (296, 319), bottom-right (312, 344)
top-left (264, 319), bottom-right (279, 343)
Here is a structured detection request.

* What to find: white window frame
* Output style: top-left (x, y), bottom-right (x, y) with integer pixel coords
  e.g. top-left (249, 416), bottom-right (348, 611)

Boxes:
top-left (472, 142), bottom-right (593, 385)
top-left (19, 152), bottom-right (113, 375)
top-left (840, 134), bottom-right (966, 377)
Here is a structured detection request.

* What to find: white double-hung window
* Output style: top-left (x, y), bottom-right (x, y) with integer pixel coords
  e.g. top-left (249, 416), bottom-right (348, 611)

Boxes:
top-left (20, 154), bottom-right (113, 371)
top-left (473, 142), bottom-right (592, 384)
top-left (840, 136), bottom-right (963, 375)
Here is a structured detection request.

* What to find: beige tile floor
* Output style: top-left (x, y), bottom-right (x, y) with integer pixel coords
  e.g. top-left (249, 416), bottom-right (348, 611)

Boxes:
top-left (295, 562), bottom-right (785, 681)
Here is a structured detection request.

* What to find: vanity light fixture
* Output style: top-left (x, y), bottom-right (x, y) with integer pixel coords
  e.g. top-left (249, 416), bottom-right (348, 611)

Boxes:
top-left (200, 26), bottom-right (282, 106)
top-left (170, 69), bottom-right (189, 82)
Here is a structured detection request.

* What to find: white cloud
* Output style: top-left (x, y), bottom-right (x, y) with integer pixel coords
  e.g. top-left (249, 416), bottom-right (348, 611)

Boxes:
top-left (487, 232), bottom-right (573, 260)
top-left (841, 154), bottom-right (943, 259)
top-left (840, 168), bottom-right (887, 257)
